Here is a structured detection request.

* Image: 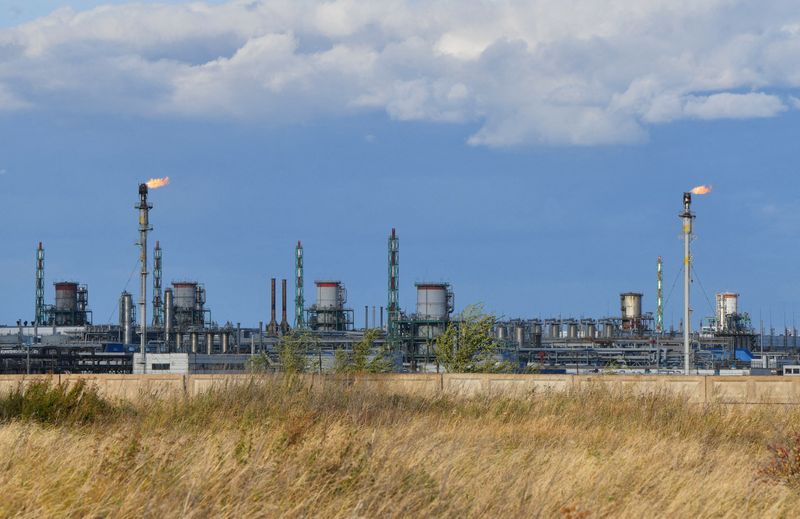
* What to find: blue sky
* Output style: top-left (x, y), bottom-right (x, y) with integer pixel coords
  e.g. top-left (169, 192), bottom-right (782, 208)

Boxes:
top-left (2, 1), bottom-right (800, 330)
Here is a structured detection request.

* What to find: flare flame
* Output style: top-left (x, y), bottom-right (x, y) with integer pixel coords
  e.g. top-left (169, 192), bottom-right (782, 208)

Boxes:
top-left (689, 185), bottom-right (711, 195)
top-left (145, 176), bottom-right (170, 189)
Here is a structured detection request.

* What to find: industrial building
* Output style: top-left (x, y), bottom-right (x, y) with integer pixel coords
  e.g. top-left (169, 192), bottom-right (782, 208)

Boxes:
top-left (0, 182), bottom-right (796, 375)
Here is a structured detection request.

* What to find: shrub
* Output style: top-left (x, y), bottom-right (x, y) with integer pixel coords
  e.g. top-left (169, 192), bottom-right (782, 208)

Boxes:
top-left (0, 379), bottom-right (114, 425)
top-left (760, 432), bottom-right (800, 488)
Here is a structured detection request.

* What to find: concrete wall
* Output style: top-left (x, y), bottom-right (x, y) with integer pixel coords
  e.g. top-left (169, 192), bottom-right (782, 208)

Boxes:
top-left (2, 373), bottom-right (800, 404)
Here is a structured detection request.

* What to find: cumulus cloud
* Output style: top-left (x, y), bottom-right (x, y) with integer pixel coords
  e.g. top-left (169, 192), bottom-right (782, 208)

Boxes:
top-left (1, 0), bottom-right (800, 146)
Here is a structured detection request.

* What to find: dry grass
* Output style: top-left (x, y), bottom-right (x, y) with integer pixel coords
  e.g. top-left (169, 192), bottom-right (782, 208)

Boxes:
top-left (0, 378), bottom-right (799, 518)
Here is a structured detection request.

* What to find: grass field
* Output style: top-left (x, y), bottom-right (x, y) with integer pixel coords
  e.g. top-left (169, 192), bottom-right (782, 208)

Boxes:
top-left (0, 378), bottom-right (799, 518)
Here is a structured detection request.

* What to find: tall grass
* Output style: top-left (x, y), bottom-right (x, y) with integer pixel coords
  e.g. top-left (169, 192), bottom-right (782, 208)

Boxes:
top-left (0, 378), bottom-right (798, 517)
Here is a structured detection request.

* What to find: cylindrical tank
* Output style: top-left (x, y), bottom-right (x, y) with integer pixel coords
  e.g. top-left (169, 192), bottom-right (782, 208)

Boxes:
top-left (221, 332), bottom-right (229, 353)
top-left (586, 322), bottom-right (597, 339)
top-left (716, 292), bottom-right (739, 331)
top-left (415, 283), bottom-right (450, 320)
top-left (314, 281), bottom-right (342, 310)
top-left (191, 332), bottom-right (198, 353)
top-left (164, 288), bottom-right (174, 349)
top-left (620, 293), bottom-right (643, 330)
top-left (567, 321), bottom-right (578, 339)
top-left (172, 282), bottom-right (198, 310)
top-left (548, 321), bottom-right (560, 338)
top-left (120, 291), bottom-right (133, 344)
top-left (316, 281), bottom-right (343, 310)
top-left (176, 332), bottom-right (183, 352)
top-left (496, 325), bottom-right (507, 340)
top-left (206, 332), bottom-right (214, 354)
top-left (532, 320), bottom-right (543, 336)
top-left (515, 324), bottom-right (525, 347)
top-left (602, 320), bottom-right (615, 338)
top-left (55, 282), bottom-right (79, 312)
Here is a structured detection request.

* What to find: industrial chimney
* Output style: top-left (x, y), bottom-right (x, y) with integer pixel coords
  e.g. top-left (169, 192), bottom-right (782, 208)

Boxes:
top-left (267, 278), bottom-right (278, 335)
top-left (280, 279), bottom-right (290, 335)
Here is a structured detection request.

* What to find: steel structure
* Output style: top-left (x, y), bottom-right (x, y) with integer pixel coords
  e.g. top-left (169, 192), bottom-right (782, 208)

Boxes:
top-left (681, 192), bottom-right (694, 374)
top-left (35, 242), bottom-right (45, 325)
top-left (656, 256), bottom-right (663, 334)
top-left (152, 241), bottom-right (163, 327)
top-left (295, 241), bottom-right (305, 328)
top-left (136, 183), bottom-right (152, 368)
top-left (387, 228), bottom-right (399, 342)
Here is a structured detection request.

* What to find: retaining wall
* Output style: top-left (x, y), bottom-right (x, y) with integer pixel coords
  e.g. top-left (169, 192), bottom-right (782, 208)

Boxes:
top-left (1, 374), bottom-right (800, 404)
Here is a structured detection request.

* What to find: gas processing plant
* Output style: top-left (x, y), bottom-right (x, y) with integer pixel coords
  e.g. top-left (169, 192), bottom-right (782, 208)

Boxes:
top-left (0, 181), bottom-right (797, 375)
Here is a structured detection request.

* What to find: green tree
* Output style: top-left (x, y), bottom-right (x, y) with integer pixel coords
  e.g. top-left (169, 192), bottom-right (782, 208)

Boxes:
top-left (434, 304), bottom-right (503, 373)
top-left (277, 332), bottom-right (316, 374)
top-left (246, 352), bottom-right (272, 374)
top-left (331, 329), bottom-right (395, 374)
top-left (332, 348), bottom-right (350, 374)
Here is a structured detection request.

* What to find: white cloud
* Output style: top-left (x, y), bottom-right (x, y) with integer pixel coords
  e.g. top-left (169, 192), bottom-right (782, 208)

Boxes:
top-left (1, 0), bottom-right (800, 146)
top-left (683, 92), bottom-right (786, 119)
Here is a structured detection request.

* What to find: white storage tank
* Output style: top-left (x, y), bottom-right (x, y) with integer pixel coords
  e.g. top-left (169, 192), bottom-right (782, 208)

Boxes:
top-left (620, 292), bottom-right (643, 330)
top-left (315, 281), bottom-right (345, 309)
top-left (716, 292), bottom-right (739, 331)
top-left (415, 283), bottom-right (452, 320)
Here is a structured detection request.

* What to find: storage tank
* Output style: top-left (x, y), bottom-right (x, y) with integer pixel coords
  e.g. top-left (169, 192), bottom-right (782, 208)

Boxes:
top-left (716, 292), bottom-right (739, 331)
top-left (531, 320), bottom-right (543, 336)
top-left (566, 321), bottom-right (578, 339)
top-left (583, 320), bottom-right (596, 339)
top-left (601, 319), bottom-right (615, 338)
top-left (55, 282), bottom-right (78, 312)
top-left (547, 320), bottom-right (560, 338)
top-left (620, 293), bottom-right (643, 330)
top-left (496, 325), bottom-right (507, 340)
top-left (515, 324), bottom-right (525, 347)
top-left (415, 283), bottom-right (452, 320)
top-left (119, 291), bottom-right (134, 345)
top-left (172, 282), bottom-right (198, 310)
top-left (316, 281), bottom-right (345, 309)
top-left (164, 288), bottom-right (174, 348)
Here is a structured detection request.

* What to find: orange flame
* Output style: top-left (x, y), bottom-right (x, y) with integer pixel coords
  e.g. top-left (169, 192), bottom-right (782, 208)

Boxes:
top-left (689, 185), bottom-right (711, 195)
top-left (145, 176), bottom-right (170, 189)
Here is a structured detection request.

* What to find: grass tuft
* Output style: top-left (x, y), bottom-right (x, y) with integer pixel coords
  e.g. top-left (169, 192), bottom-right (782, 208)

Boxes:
top-left (0, 379), bottom-right (115, 425)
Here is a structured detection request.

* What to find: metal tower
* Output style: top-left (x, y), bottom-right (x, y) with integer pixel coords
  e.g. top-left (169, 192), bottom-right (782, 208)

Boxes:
top-left (387, 228), bottom-right (399, 340)
top-left (680, 192), bottom-right (694, 375)
top-left (35, 242), bottom-right (45, 325)
top-left (295, 241), bottom-right (305, 328)
top-left (152, 240), bottom-right (163, 327)
top-left (656, 256), bottom-right (663, 334)
top-left (136, 183), bottom-right (152, 363)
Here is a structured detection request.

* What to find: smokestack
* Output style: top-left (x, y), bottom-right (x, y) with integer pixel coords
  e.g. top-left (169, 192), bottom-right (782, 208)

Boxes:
top-left (280, 279), bottom-right (290, 334)
top-left (268, 278), bottom-right (278, 335)
top-left (680, 192), bottom-right (694, 375)
top-left (136, 183), bottom-right (152, 370)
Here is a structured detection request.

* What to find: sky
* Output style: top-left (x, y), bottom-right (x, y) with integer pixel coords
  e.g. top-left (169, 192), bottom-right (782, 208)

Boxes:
top-left (2, 0), bottom-right (800, 330)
